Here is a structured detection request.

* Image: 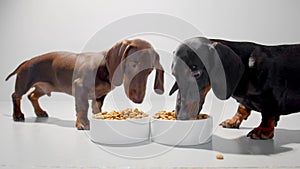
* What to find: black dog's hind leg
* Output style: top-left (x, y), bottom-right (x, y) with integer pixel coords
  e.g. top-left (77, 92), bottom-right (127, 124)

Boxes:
top-left (247, 113), bottom-right (275, 140)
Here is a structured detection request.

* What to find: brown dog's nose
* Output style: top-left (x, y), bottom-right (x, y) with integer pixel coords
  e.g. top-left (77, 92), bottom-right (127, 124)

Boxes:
top-left (132, 95), bottom-right (143, 103)
top-left (129, 89), bottom-right (144, 103)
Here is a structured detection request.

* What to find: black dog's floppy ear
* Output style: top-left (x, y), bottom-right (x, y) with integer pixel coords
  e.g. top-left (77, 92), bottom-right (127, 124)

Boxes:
top-left (153, 52), bottom-right (164, 94)
top-left (208, 42), bottom-right (245, 100)
top-left (106, 40), bottom-right (134, 86)
top-left (169, 82), bottom-right (178, 96)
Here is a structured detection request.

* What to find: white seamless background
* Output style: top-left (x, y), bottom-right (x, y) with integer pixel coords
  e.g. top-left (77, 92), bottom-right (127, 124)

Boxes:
top-left (1, 0), bottom-right (300, 115)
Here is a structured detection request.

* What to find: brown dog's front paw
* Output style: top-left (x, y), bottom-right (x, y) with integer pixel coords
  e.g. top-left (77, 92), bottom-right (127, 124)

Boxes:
top-left (247, 126), bottom-right (274, 139)
top-left (36, 111), bottom-right (48, 118)
top-left (13, 113), bottom-right (25, 121)
top-left (220, 118), bottom-right (241, 128)
top-left (75, 118), bottom-right (90, 130)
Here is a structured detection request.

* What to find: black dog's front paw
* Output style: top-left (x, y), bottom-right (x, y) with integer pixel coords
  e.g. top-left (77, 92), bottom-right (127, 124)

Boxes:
top-left (247, 126), bottom-right (274, 140)
top-left (220, 118), bottom-right (241, 128)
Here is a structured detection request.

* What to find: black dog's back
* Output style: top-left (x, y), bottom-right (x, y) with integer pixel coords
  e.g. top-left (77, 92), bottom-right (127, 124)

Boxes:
top-left (211, 39), bottom-right (300, 115)
top-left (265, 44), bottom-right (300, 114)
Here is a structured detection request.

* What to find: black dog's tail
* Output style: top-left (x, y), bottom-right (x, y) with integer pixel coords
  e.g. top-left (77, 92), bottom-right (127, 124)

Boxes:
top-left (5, 60), bottom-right (28, 81)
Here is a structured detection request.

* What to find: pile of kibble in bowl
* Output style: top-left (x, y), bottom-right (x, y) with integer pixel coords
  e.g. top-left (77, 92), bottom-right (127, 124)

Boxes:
top-left (92, 108), bottom-right (148, 120)
top-left (153, 110), bottom-right (209, 120)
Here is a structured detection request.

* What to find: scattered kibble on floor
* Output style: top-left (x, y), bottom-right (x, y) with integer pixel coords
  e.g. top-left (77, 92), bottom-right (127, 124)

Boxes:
top-left (216, 154), bottom-right (224, 160)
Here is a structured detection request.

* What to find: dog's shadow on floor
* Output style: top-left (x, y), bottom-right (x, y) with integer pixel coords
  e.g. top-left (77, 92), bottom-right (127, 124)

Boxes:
top-left (25, 117), bottom-right (74, 128)
top-left (22, 116), bottom-right (300, 156)
top-left (181, 128), bottom-right (300, 155)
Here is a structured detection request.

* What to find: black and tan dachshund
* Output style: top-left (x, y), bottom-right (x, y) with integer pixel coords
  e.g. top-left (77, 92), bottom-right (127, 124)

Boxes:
top-left (169, 37), bottom-right (300, 139)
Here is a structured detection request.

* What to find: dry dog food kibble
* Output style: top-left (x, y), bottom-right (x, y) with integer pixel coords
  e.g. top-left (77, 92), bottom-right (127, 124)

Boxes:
top-left (154, 110), bottom-right (209, 120)
top-left (92, 108), bottom-right (148, 120)
top-left (197, 114), bottom-right (209, 119)
top-left (154, 110), bottom-right (176, 120)
top-left (216, 154), bottom-right (224, 160)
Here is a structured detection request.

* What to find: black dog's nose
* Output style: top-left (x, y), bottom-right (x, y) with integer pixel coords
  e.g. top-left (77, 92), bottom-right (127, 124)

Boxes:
top-left (176, 113), bottom-right (189, 120)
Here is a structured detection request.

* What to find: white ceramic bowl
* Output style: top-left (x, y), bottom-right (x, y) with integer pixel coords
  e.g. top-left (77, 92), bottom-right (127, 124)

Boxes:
top-left (90, 117), bottom-right (150, 145)
top-left (151, 116), bottom-right (213, 146)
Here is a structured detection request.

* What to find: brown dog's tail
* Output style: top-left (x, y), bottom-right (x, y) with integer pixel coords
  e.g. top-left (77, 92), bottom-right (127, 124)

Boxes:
top-left (5, 60), bottom-right (28, 81)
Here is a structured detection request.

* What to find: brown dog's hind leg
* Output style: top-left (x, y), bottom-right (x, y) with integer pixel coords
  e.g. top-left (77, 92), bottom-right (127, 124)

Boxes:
top-left (27, 88), bottom-right (48, 118)
top-left (220, 104), bottom-right (251, 128)
top-left (27, 82), bottom-right (55, 117)
top-left (12, 93), bottom-right (25, 121)
top-left (247, 116), bottom-right (275, 139)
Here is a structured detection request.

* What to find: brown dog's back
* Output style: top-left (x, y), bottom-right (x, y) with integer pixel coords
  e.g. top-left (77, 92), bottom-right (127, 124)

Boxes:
top-left (6, 52), bottom-right (79, 96)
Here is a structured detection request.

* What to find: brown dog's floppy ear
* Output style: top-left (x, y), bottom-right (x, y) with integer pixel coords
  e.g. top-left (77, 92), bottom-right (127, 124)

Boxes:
top-left (207, 42), bottom-right (245, 100)
top-left (153, 52), bottom-right (164, 94)
top-left (169, 82), bottom-right (178, 96)
top-left (106, 41), bottom-right (133, 86)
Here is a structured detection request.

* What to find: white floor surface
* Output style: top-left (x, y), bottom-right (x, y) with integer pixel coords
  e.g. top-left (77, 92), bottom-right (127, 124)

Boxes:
top-left (1, 97), bottom-right (300, 169)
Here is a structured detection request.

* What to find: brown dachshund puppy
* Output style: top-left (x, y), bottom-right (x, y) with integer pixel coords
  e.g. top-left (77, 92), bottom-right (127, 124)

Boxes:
top-left (6, 39), bottom-right (164, 130)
